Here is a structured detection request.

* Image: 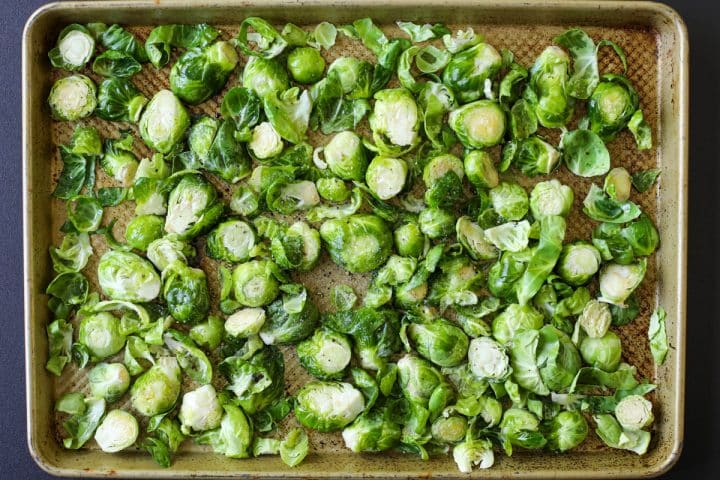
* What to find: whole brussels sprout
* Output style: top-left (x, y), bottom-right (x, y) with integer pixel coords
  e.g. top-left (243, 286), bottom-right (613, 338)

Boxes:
top-left (170, 41), bottom-right (239, 105)
top-left (248, 122), bottom-right (284, 160)
top-left (432, 415), bottom-right (468, 444)
top-left (94, 409), bottom-right (139, 453)
top-left (179, 384), bottom-right (224, 434)
top-left (259, 284), bottom-right (319, 345)
top-left (406, 320), bottom-right (470, 367)
top-left (48, 75), bottom-right (97, 121)
top-left (342, 409), bottom-right (401, 452)
top-left (598, 260), bottom-right (647, 306)
top-left (545, 410), bottom-right (588, 452)
top-left (449, 100), bottom-right (506, 148)
top-left (394, 221), bottom-right (426, 258)
top-left (442, 42), bottom-right (502, 103)
top-left (615, 395), bottom-right (654, 430)
top-left (130, 357), bottom-right (182, 417)
top-left (125, 215), bottom-right (165, 251)
top-left (98, 251), bottom-right (161, 302)
top-left (295, 381), bottom-right (365, 432)
top-left (530, 179), bottom-right (573, 218)
top-left (270, 221), bottom-right (321, 271)
top-left (419, 207), bottom-right (455, 239)
top-left (579, 331), bottom-right (622, 372)
top-left (490, 182), bottom-right (529, 221)
top-left (324, 131), bottom-right (368, 181)
top-left (528, 46), bottom-right (574, 128)
top-left (48, 24), bottom-right (95, 71)
top-left (297, 327), bottom-right (352, 379)
top-left (464, 150), bottom-right (499, 190)
top-left (88, 363), bottom-right (130, 402)
top-left (588, 74), bottom-right (640, 141)
top-left (369, 88), bottom-right (420, 154)
top-left (165, 174), bottom-right (223, 240)
top-left (224, 307), bottom-right (266, 338)
top-left (206, 219), bottom-right (257, 263)
top-left (162, 260), bottom-right (210, 324)
top-left (146, 235), bottom-right (196, 272)
top-left (232, 259), bottom-right (281, 307)
top-left (288, 47), bottom-right (326, 84)
top-left (467, 337), bottom-right (510, 381)
top-left (492, 303), bottom-right (543, 344)
top-left (320, 214), bottom-right (393, 273)
top-left (557, 242), bottom-right (602, 286)
top-left (242, 56), bottom-right (289, 98)
top-left (578, 299), bottom-right (612, 339)
top-left (78, 312), bottom-right (126, 361)
top-left (139, 90), bottom-right (190, 153)
top-left (365, 156), bottom-right (408, 200)
top-left (604, 167), bottom-right (632, 202)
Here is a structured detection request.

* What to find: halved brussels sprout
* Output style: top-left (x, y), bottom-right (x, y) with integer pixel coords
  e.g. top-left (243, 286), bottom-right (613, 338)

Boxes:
top-left (179, 384), bottom-right (224, 434)
top-left (170, 41), bottom-right (239, 105)
top-left (419, 207), bottom-right (455, 239)
top-left (98, 250), bottom-right (161, 302)
top-left (588, 74), bottom-right (640, 140)
top-left (220, 345), bottom-right (285, 414)
top-left (230, 185), bottom-right (260, 217)
top-left (225, 308), bottom-right (266, 338)
top-left (598, 260), bottom-right (647, 306)
top-left (432, 415), bottom-right (467, 444)
top-left (271, 221), bottom-right (321, 271)
top-left (101, 134), bottom-right (139, 186)
top-left (528, 46), bottom-right (573, 128)
top-left (615, 395), bottom-right (654, 430)
top-left (593, 413), bottom-right (650, 455)
top-left (162, 260), bottom-right (210, 324)
top-left (195, 402), bottom-right (253, 458)
top-left (369, 88), bottom-right (420, 154)
top-left (468, 336), bottom-right (510, 381)
top-left (492, 303), bottom-right (544, 344)
top-left (165, 174), bottom-right (223, 240)
top-left (125, 215), bottom-right (164, 251)
top-left (146, 235), bottom-right (196, 272)
top-left (545, 410), bottom-right (588, 452)
top-left (320, 214), bottom-right (393, 273)
top-left (604, 167), bottom-right (632, 202)
top-left (288, 47), bottom-right (326, 84)
top-left (456, 216), bottom-right (498, 261)
top-left (442, 42), bottom-right (502, 103)
top-left (94, 410), bottom-right (139, 453)
top-left (422, 154), bottom-right (465, 208)
top-left (530, 179), bottom-right (573, 218)
top-left (267, 180), bottom-right (320, 214)
top-left (78, 312), bottom-right (126, 361)
top-left (490, 182), bottom-right (529, 221)
top-left (295, 381), bottom-right (365, 432)
top-left (557, 242), bottom-right (602, 286)
top-left (48, 75), bottom-right (97, 121)
top-left (297, 327), bottom-right (352, 379)
top-left (365, 156), bottom-right (408, 200)
top-left (449, 100), bottom-right (506, 149)
top-left (580, 331), bottom-right (622, 372)
top-left (88, 362), bottom-right (130, 402)
top-left (316, 178), bottom-right (351, 203)
top-left (484, 221), bottom-right (531, 253)
top-left (406, 319), bottom-right (470, 368)
top-left (206, 219), bottom-right (257, 263)
top-left (394, 221), bottom-right (426, 258)
top-left (464, 150), bottom-right (498, 189)
top-left (342, 410), bottom-right (401, 452)
top-left (453, 437), bottom-right (495, 473)
top-left (324, 131), bottom-right (368, 181)
top-left (49, 24), bottom-right (95, 70)
top-left (249, 122), bottom-right (284, 160)
top-left (232, 259), bottom-right (281, 307)
top-left (139, 89), bottom-right (191, 154)
top-left (130, 357), bottom-right (182, 417)
top-left (578, 299), bottom-right (612, 338)
top-left (242, 56), bottom-right (290, 99)
top-left (500, 407), bottom-right (545, 449)
top-left (259, 284), bottom-right (319, 345)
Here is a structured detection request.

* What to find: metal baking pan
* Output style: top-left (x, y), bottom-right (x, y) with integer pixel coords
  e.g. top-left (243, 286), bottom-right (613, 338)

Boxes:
top-left (23, 1), bottom-right (688, 477)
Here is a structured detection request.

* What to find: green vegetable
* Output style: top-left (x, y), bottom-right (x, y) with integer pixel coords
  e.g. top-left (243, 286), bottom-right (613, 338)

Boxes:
top-left (631, 169), bottom-right (661, 193)
top-left (96, 77), bottom-right (148, 122)
top-left (320, 214), bottom-right (392, 273)
top-left (61, 397), bottom-right (106, 449)
top-left (298, 327), bottom-right (352, 379)
top-left (165, 173), bottom-right (223, 239)
top-left (232, 259), bottom-right (282, 307)
top-left (449, 100), bottom-right (506, 148)
top-left (288, 47), bottom-right (326, 84)
top-left (88, 362), bottom-right (130, 402)
top-left (179, 384), bottom-right (223, 434)
top-left (296, 381), bottom-right (365, 432)
top-left (443, 43), bottom-right (502, 103)
top-left (145, 24), bottom-right (219, 68)
top-left (125, 215), bottom-right (164, 251)
top-left (97, 24), bottom-right (148, 63)
top-left (49, 24), bottom-right (94, 71)
top-left (170, 41), bottom-right (239, 104)
top-left (139, 90), bottom-right (190, 153)
top-left (48, 75), bottom-right (97, 121)
top-left (220, 346), bottom-right (285, 414)
top-left (130, 357), bottom-right (182, 417)
top-left (583, 184), bottom-right (641, 224)
top-left (648, 307), bottom-right (668, 365)
top-left (98, 250), bottom-right (160, 302)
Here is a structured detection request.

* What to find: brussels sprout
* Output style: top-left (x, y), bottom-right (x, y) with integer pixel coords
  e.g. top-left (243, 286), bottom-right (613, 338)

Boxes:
top-left (179, 384), bottom-right (223, 434)
top-left (98, 251), bottom-right (161, 302)
top-left (527, 46), bottom-right (573, 128)
top-left (220, 346), bottom-right (285, 414)
top-left (225, 308), bottom-right (265, 338)
top-left (431, 415), bottom-right (467, 444)
top-left (369, 88), bottom-right (420, 154)
top-left (427, 255), bottom-right (483, 310)
top-left (296, 381), bottom-right (365, 432)
top-left (577, 299), bottom-right (612, 339)
top-left (124, 215), bottom-right (164, 251)
top-left (342, 409), bottom-right (401, 452)
top-left (509, 136), bottom-right (561, 176)
top-left (206, 219), bottom-right (256, 263)
top-left (484, 221), bottom-right (531, 253)
top-left (271, 221), bottom-right (321, 271)
top-left (165, 174), bottom-right (223, 240)
top-left (242, 56), bottom-right (290, 99)
top-left (394, 221), bottom-right (426, 258)
top-left (546, 410), bottom-right (588, 452)
top-left (464, 150), bottom-right (499, 190)
top-left (323, 131), bottom-right (368, 181)
top-left (453, 437), bottom-right (494, 473)
top-left (146, 235), bottom-right (196, 272)
top-left (604, 167), bottom-right (632, 202)
top-left (467, 337), bottom-right (510, 381)
top-left (133, 154), bottom-right (171, 216)
top-left (181, 116), bottom-right (219, 169)
top-left (406, 320), bottom-right (470, 368)
top-left (48, 75), bottom-right (97, 121)
top-left (422, 154), bottom-right (464, 208)
top-left (68, 125), bottom-right (102, 156)
top-left (583, 184), bottom-right (641, 224)
top-left (95, 23), bottom-right (148, 63)
top-left (320, 214), bottom-right (392, 273)
top-left (593, 413), bottom-right (650, 455)
top-left (588, 74), bottom-right (640, 140)
top-left (316, 177), bottom-right (351, 203)
top-left (162, 260), bottom-right (210, 324)
top-left (65, 196), bottom-right (103, 233)
top-left (331, 285), bottom-right (357, 312)
top-left (492, 304), bottom-right (543, 345)
top-left (196, 403), bottom-right (253, 458)
top-left (598, 260), bottom-right (647, 306)
top-left (649, 306), bottom-right (668, 366)
top-left (260, 284), bottom-right (319, 345)
top-left (500, 407), bottom-right (546, 450)
top-left (449, 100), bottom-right (506, 148)
top-left (92, 50), bottom-right (142, 78)
top-left (232, 259), bottom-right (282, 307)
top-left (60, 396), bottom-right (106, 449)
top-left (632, 169), bottom-right (660, 193)
top-left (397, 354), bottom-right (454, 432)
top-left (442, 42), bottom-right (502, 103)
top-left (130, 357), bottom-right (182, 417)
top-left (139, 90), bottom-right (190, 154)
top-left (327, 57), bottom-right (372, 99)
top-left (49, 24), bottom-right (95, 70)
top-left (557, 242), bottom-right (602, 286)
top-left (267, 180), bottom-right (320, 214)
top-left (561, 129), bottom-right (611, 178)
top-left (101, 134), bottom-right (139, 186)
top-left (96, 77), bottom-right (148, 122)
top-left (56, 392), bottom-right (87, 415)
top-left (279, 428), bottom-right (310, 467)
top-left (580, 331), bottom-right (622, 372)
top-left (418, 207), bottom-right (455, 239)
top-left (297, 327), bottom-right (352, 379)
top-left (516, 215), bottom-right (566, 306)
top-left (287, 47), bottom-right (326, 84)
top-left (50, 232), bottom-right (93, 274)
top-left (442, 27), bottom-right (482, 54)
top-left (490, 182), bottom-right (529, 221)
top-left (230, 185), bottom-right (260, 217)
top-left (615, 395), bottom-right (654, 430)
top-left (94, 410), bottom-right (139, 453)
top-left (263, 87), bottom-right (312, 144)
top-left (365, 156), bottom-right (408, 200)
top-left (87, 362), bottom-right (130, 402)
top-left (530, 179), bottom-right (573, 219)
top-left (243, 123), bottom-right (281, 161)
top-left (170, 41), bottom-right (238, 104)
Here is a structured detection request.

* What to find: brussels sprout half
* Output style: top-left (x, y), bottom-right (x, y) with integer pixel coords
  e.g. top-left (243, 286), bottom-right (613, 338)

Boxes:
top-left (369, 88), bottom-right (421, 154)
top-left (78, 312), bottom-right (126, 361)
top-left (320, 214), bottom-right (393, 273)
top-left (48, 75), bottom-right (97, 121)
top-left (49, 24), bottom-right (95, 71)
top-left (94, 410), bottom-right (139, 453)
top-left (179, 384), bottom-right (224, 434)
top-left (295, 381), bottom-right (365, 432)
top-left (98, 250), bottom-right (161, 303)
top-left (130, 357), bottom-right (182, 417)
top-left (449, 100), bottom-right (506, 149)
top-left (88, 362), bottom-right (131, 402)
top-left (297, 327), bottom-right (352, 379)
top-left (206, 219), bottom-right (257, 263)
top-left (139, 90), bottom-right (191, 154)
top-left (324, 131), bottom-right (368, 181)
top-left (366, 156), bottom-right (408, 200)
top-left (443, 42), bottom-right (502, 103)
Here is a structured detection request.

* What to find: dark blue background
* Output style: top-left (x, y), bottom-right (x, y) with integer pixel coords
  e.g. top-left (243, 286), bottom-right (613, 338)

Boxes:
top-left (1, 1), bottom-right (717, 478)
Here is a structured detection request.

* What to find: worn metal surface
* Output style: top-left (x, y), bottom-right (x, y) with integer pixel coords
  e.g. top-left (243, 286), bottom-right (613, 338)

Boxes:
top-left (23, 1), bottom-right (688, 478)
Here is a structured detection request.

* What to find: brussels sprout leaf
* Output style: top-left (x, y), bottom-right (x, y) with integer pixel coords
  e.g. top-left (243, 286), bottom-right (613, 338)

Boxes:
top-left (628, 109), bottom-right (652, 150)
top-left (396, 21), bottom-right (450, 42)
top-left (561, 129), bottom-right (610, 177)
top-left (145, 24), bottom-right (219, 68)
top-left (648, 307), bottom-right (668, 365)
top-left (631, 168), bottom-right (660, 193)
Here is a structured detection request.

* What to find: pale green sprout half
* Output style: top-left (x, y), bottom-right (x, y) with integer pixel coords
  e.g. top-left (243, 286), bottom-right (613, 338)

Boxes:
top-left (366, 156), bottom-right (408, 200)
top-left (179, 384), bottom-right (224, 434)
top-left (87, 362), bottom-right (130, 402)
top-left (225, 308), bottom-right (266, 338)
top-left (130, 357), bottom-right (182, 417)
top-left (449, 100), bottom-right (506, 148)
top-left (530, 179), bottom-right (573, 218)
top-left (557, 242), bottom-right (602, 286)
top-left (453, 438), bottom-right (494, 473)
top-left (598, 260), bottom-right (647, 306)
top-left (295, 381), bottom-right (365, 432)
top-left (94, 410), bottom-right (139, 453)
top-left (604, 167), bottom-right (632, 201)
top-left (139, 89), bottom-right (190, 153)
top-left (369, 88), bottom-right (420, 153)
top-left (464, 150), bottom-right (499, 189)
top-left (455, 217), bottom-right (498, 261)
top-left (578, 299), bottom-right (612, 338)
top-left (324, 131), bottom-right (368, 181)
top-left (614, 394), bottom-right (654, 430)
top-left (249, 122), bottom-right (284, 159)
top-left (467, 336), bottom-right (510, 381)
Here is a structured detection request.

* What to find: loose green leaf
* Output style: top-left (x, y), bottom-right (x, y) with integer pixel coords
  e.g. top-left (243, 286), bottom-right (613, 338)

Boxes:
top-left (631, 169), bottom-right (661, 193)
top-left (628, 109), bottom-right (652, 150)
top-left (648, 307), bottom-right (668, 365)
top-left (562, 129), bottom-right (610, 177)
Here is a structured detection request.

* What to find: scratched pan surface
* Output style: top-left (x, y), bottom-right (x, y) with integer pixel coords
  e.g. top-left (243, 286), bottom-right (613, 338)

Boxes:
top-left (22, 1), bottom-right (688, 478)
